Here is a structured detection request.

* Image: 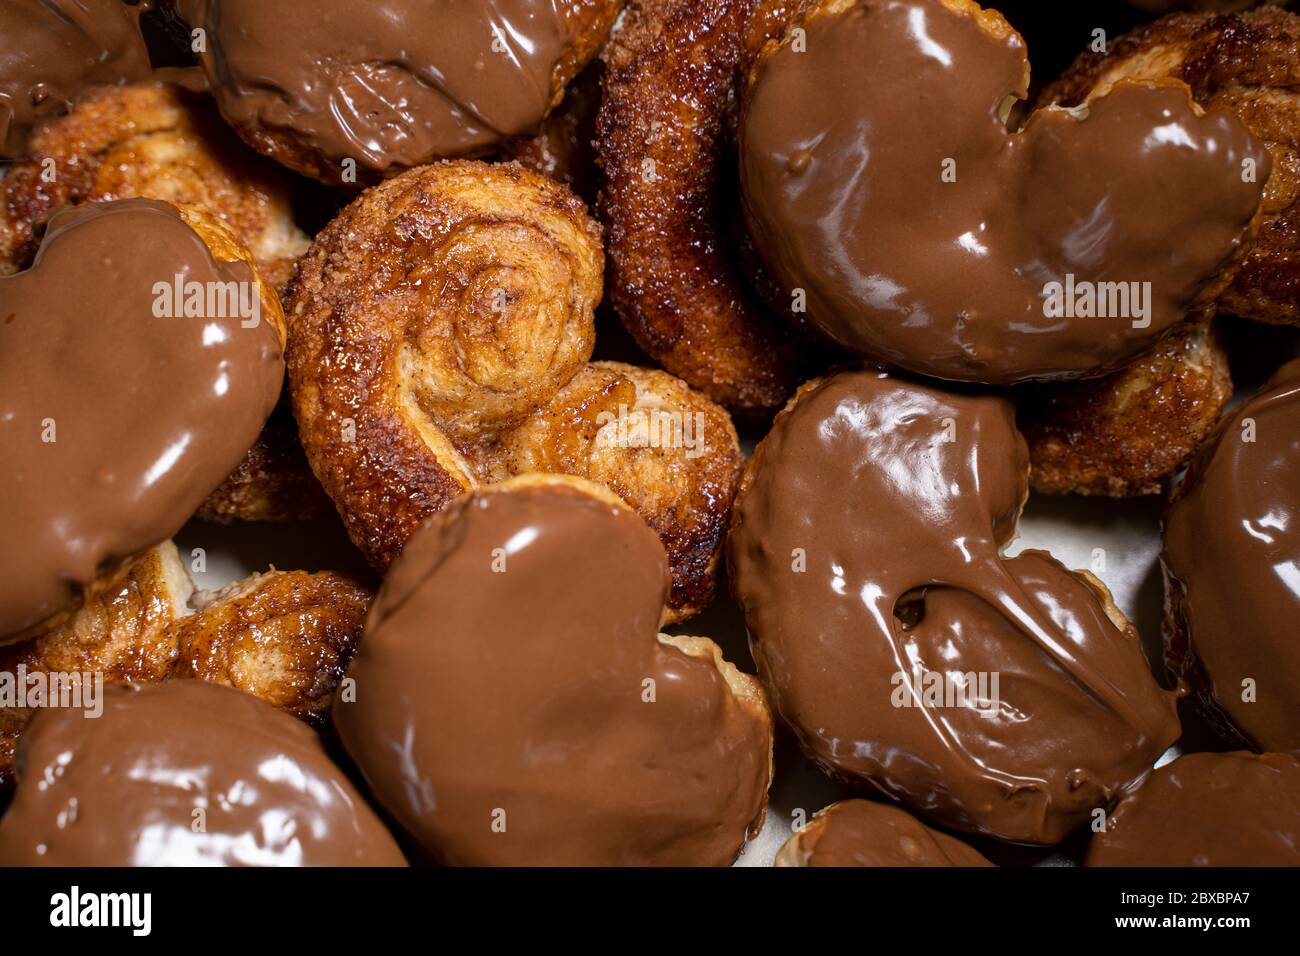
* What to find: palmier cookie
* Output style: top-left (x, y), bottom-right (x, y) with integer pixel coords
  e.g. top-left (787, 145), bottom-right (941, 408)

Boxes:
top-left (0, 681), bottom-right (406, 866)
top-left (175, 0), bottom-right (623, 184)
top-left (1163, 359), bottom-right (1300, 754)
top-left (739, 0), bottom-right (1267, 384)
top-left (776, 800), bottom-right (994, 867)
top-left (1086, 751), bottom-right (1300, 867)
top-left (0, 198), bottom-right (285, 642)
top-left (333, 475), bottom-right (773, 866)
top-left (729, 370), bottom-right (1181, 844)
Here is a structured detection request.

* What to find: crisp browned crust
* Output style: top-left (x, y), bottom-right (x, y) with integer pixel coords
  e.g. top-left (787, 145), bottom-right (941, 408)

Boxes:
top-left (0, 543), bottom-right (374, 787)
top-left (1040, 6), bottom-right (1300, 326)
top-left (172, 570), bottom-right (371, 725)
top-left (1018, 322), bottom-right (1233, 496)
top-left (597, 0), bottom-right (816, 414)
top-left (0, 81), bottom-right (309, 291)
top-left (0, 543), bottom-right (191, 788)
top-left (197, 399), bottom-right (333, 523)
top-left (286, 160), bottom-right (739, 619)
top-left (213, 1), bottom-right (625, 185)
top-left (491, 361), bottom-right (742, 618)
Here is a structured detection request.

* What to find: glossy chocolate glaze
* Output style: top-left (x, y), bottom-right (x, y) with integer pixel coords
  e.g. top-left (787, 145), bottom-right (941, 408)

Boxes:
top-left (334, 482), bottom-right (771, 866)
top-left (180, 0), bottom-right (575, 176)
top-left (800, 800), bottom-right (993, 867)
top-left (1163, 359), bottom-right (1300, 755)
top-left (1086, 752), bottom-right (1300, 866)
top-left (0, 681), bottom-right (406, 865)
top-left (740, 0), bottom-right (1267, 384)
top-left (729, 370), bottom-right (1180, 844)
top-left (0, 0), bottom-right (152, 158)
top-left (0, 199), bottom-right (283, 638)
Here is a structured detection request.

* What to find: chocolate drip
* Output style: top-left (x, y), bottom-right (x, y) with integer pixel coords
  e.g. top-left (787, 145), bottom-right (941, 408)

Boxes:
top-left (0, 681), bottom-right (406, 866)
top-left (729, 370), bottom-right (1180, 844)
top-left (180, 0), bottom-right (575, 175)
top-left (1085, 752), bottom-right (1300, 866)
top-left (740, 0), bottom-right (1267, 384)
top-left (0, 199), bottom-right (283, 638)
top-left (334, 482), bottom-right (771, 866)
top-left (0, 0), bottom-right (152, 158)
top-left (1163, 359), bottom-right (1300, 754)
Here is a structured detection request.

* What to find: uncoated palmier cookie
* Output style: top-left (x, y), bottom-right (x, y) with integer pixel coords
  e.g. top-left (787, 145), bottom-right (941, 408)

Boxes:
top-left (175, 0), bottom-right (625, 185)
top-left (285, 160), bottom-right (742, 621)
top-left (1041, 4), bottom-right (1300, 326)
top-left (598, 0), bottom-right (815, 414)
top-left (1163, 358), bottom-right (1300, 755)
top-left (0, 538), bottom-right (374, 788)
top-left (333, 476), bottom-right (773, 866)
top-left (729, 370), bottom-right (1181, 845)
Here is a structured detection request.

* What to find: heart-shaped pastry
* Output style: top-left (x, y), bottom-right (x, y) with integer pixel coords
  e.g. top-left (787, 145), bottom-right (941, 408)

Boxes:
top-left (740, 0), bottom-right (1268, 384)
top-left (729, 370), bottom-right (1181, 844)
top-left (0, 198), bottom-right (285, 640)
top-left (334, 474), bottom-right (773, 866)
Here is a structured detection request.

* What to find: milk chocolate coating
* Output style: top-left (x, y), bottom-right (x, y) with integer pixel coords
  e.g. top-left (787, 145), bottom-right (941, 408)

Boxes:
top-left (1163, 359), bottom-right (1300, 754)
top-left (800, 800), bottom-right (994, 867)
top-left (739, 0), bottom-right (1268, 384)
top-left (334, 482), bottom-right (771, 866)
top-left (0, 199), bottom-right (283, 638)
top-left (1086, 752), bottom-right (1300, 867)
top-left (0, 0), bottom-right (152, 158)
top-left (0, 681), bottom-right (406, 866)
top-left (729, 370), bottom-right (1181, 844)
top-left (180, 0), bottom-right (577, 178)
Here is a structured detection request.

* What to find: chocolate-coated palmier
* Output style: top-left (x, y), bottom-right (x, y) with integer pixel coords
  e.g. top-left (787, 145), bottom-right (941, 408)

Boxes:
top-left (1163, 359), bottom-right (1300, 754)
top-left (775, 800), bottom-right (994, 867)
top-left (333, 476), bottom-right (772, 866)
top-left (1086, 752), bottom-right (1300, 866)
top-left (739, 0), bottom-right (1266, 384)
top-left (0, 0), bottom-right (152, 158)
top-left (176, 0), bottom-right (624, 185)
top-left (0, 199), bottom-right (285, 641)
top-left (729, 370), bottom-right (1181, 844)
top-left (0, 681), bottom-right (406, 866)
top-left (1042, 5), bottom-right (1300, 327)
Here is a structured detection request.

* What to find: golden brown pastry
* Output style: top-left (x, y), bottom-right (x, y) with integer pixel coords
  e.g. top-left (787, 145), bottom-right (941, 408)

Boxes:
top-left (1019, 322), bottom-right (1233, 496)
top-left (0, 542), bottom-right (190, 788)
top-left (0, 80), bottom-right (309, 290)
top-left (598, 0), bottom-right (815, 414)
top-left (196, 399), bottom-right (332, 523)
top-left (0, 541), bottom-right (370, 787)
top-left (171, 569), bottom-right (370, 725)
top-left (1041, 5), bottom-right (1300, 326)
top-left (286, 160), bottom-right (742, 620)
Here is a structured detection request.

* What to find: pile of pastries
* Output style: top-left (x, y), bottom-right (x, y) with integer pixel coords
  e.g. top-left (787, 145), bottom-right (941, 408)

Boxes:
top-left (0, 0), bottom-right (1296, 867)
